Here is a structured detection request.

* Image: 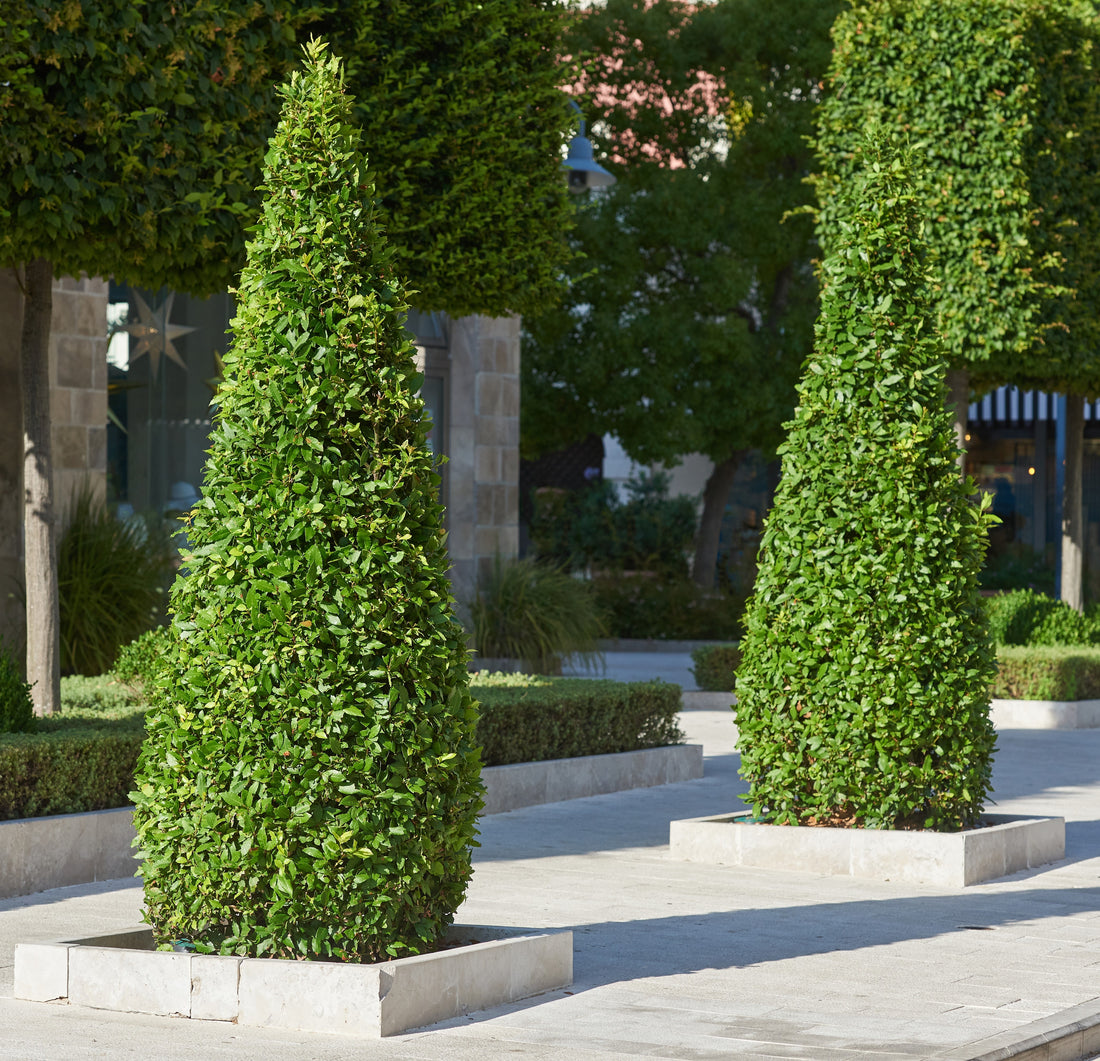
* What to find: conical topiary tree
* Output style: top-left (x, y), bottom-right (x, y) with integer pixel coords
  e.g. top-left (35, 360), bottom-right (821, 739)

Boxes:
top-left (131, 42), bottom-right (483, 962)
top-left (734, 139), bottom-right (998, 832)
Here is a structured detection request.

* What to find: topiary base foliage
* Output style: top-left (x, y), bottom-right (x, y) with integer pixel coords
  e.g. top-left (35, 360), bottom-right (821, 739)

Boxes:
top-left (132, 45), bottom-right (482, 964)
top-left (734, 139), bottom-right (998, 832)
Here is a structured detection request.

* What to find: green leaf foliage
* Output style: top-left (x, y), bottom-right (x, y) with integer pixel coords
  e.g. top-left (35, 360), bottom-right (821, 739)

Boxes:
top-left (530, 473), bottom-right (698, 577)
top-left (0, 0), bottom-right (572, 316)
top-left (0, 674), bottom-right (144, 818)
top-left (469, 557), bottom-right (605, 674)
top-left (993, 646), bottom-right (1100, 700)
top-left (58, 486), bottom-right (175, 677)
top-left (589, 574), bottom-right (744, 641)
top-left (131, 46), bottom-right (483, 963)
top-left (983, 589), bottom-right (1100, 646)
top-left (690, 644), bottom-right (741, 693)
top-left (0, 0), bottom-right (317, 293)
top-left (0, 673), bottom-right (679, 820)
top-left (0, 730), bottom-right (142, 821)
top-left (735, 139), bottom-right (998, 832)
top-left (814, 0), bottom-right (1100, 394)
top-left (317, 0), bottom-right (575, 317)
top-left (522, 0), bottom-right (835, 463)
top-left (0, 643), bottom-right (35, 735)
top-left (112, 627), bottom-right (172, 691)
top-left (472, 677), bottom-right (684, 766)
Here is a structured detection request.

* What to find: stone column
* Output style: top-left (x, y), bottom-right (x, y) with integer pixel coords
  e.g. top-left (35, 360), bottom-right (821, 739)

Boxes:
top-left (50, 275), bottom-right (109, 512)
top-left (445, 314), bottom-right (520, 607)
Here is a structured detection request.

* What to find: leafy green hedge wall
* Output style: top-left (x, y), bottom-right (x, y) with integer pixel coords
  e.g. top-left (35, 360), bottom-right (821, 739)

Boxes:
top-left (993, 647), bottom-right (1100, 700)
top-left (474, 676), bottom-right (683, 765)
top-left (317, 0), bottom-right (574, 318)
top-left (984, 589), bottom-right (1100, 647)
top-left (0, 731), bottom-right (142, 821)
top-left (690, 644), bottom-right (741, 692)
top-left (814, 0), bottom-right (1100, 392)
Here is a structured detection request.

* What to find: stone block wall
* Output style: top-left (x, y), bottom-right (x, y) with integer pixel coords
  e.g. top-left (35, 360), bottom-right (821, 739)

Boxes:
top-left (50, 276), bottom-right (109, 509)
top-left (0, 271), bottom-right (107, 656)
top-left (439, 313), bottom-right (521, 607)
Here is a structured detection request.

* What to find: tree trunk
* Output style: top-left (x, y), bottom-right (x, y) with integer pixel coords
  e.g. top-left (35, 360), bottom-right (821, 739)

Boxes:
top-left (692, 451), bottom-right (746, 589)
top-left (1061, 393), bottom-right (1085, 613)
top-left (19, 260), bottom-right (60, 715)
top-left (946, 368), bottom-right (969, 477)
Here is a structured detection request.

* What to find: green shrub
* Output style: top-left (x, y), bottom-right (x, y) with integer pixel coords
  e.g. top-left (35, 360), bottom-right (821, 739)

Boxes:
top-left (530, 471), bottom-right (697, 577)
top-left (689, 644), bottom-right (740, 692)
top-left (470, 675), bottom-right (683, 765)
top-left (132, 47), bottom-right (482, 964)
top-left (590, 572), bottom-right (743, 640)
top-left (469, 557), bottom-right (604, 673)
top-left (735, 140), bottom-right (998, 832)
top-left (54, 674), bottom-right (146, 721)
top-left (113, 627), bottom-right (172, 690)
top-left (0, 644), bottom-right (34, 735)
top-left (983, 589), bottom-right (1099, 647)
top-left (993, 646), bottom-right (1100, 700)
top-left (57, 485), bottom-right (175, 676)
top-left (0, 730), bottom-right (143, 820)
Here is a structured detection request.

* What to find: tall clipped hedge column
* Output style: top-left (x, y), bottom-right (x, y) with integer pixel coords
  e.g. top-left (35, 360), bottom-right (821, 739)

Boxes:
top-left (132, 44), bottom-right (482, 962)
top-left (814, 0), bottom-right (1100, 608)
top-left (735, 141), bottom-right (998, 832)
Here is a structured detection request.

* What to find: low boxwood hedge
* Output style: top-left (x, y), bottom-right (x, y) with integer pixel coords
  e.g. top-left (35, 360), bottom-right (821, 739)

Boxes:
top-left (472, 672), bottom-right (683, 765)
top-left (0, 672), bottom-right (683, 822)
top-left (689, 644), bottom-right (741, 692)
top-left (992, 646), bottom-right (1100, 701)
top-left (0, 676), bottom-right (146, 821)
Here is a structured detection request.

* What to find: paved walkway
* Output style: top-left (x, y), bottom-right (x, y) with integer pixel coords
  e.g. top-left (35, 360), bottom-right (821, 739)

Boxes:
top-left (1, 652), bottom-right (1099, 1059)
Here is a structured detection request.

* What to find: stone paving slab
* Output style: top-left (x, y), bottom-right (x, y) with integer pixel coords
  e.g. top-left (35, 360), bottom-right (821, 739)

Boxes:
top-left (1, 689), bottom-right (1100, 1058)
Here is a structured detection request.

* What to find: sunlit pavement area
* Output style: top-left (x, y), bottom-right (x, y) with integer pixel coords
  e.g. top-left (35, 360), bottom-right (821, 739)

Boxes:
top-left (1, 651), bottom-right (1098, 1060)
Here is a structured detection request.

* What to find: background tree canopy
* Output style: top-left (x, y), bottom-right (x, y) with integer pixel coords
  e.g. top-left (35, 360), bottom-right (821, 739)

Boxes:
top-left (523, 0), bottom-right (839, 586)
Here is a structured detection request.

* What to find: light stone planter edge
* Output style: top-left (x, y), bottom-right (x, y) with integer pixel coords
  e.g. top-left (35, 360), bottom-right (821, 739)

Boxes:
top-left (14, 924), bottom-right (572, 1037)
top-left (669, 810), bottom-right (1065, 887)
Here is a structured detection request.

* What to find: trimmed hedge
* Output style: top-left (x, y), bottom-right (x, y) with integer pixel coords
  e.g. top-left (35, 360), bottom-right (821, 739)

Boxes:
top-left (0, 673), bottom-right (682, 822)
top-left (470, 673), bottom-right (683, 766)
top-left (689, 644), bottom-right (740, 692)
top-left (0, 730), bottom-right (144, 821)
top-left (0, 644), bottom-right (34, 735)
top-left (992, 646), bottom-right (1100, 701)
top-left (983, 589), bottom-right (1100, 647)
top-left (0, 676), bottom-right (145, 820)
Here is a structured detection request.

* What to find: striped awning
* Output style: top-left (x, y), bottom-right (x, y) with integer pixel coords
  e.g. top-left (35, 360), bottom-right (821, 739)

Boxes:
top-left (967, 387), bottom-right (1100, 425)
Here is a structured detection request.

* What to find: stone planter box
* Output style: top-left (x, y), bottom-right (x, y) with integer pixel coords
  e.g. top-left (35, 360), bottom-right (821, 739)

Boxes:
top-left (0, 745), bottom-right (702, 900)
top-left (990, 697), bottom-right (1100, 729)
top-left (669, 811), bottom-right (1065, 887)
top-left (15, 924), bottom-right (572, 1037)
top-left (482, 743), bottom-right (703, 815)
top-left (0, 807), bottom-right (137, 900)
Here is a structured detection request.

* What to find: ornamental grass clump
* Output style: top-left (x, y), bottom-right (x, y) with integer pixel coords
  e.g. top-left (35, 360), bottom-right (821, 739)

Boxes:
top-left (132, 43), bottom-right (482, 962)
top-left (735, 139), bottom-right (998, 832)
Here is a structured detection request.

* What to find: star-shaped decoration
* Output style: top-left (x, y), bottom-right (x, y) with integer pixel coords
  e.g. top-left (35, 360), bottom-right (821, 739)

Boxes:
top-left (124, 292), bottom-right (197, 377)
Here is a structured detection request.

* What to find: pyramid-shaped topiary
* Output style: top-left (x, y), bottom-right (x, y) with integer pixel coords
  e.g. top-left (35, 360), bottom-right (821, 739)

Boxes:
top-left (734, 138), bottom-right (998, 832)
top-left (131, 42), bottom-right (483, 962)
